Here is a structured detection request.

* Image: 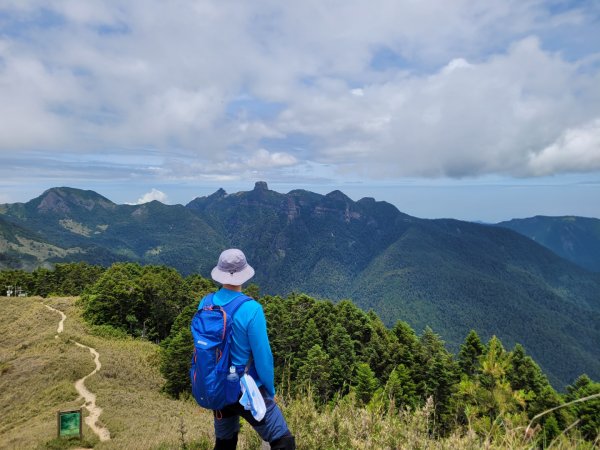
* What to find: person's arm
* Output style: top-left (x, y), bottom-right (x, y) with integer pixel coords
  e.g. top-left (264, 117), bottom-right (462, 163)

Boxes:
top-left (247, 305), bottom-right (275, 396)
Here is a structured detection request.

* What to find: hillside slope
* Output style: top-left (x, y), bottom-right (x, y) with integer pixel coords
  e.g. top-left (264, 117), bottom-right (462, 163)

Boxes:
top-left (349, 219), bottom-right (600, 387)
top-left (497, 216), bottom-right (600, 272)
top-left (1, 187), bottom-right (226, 274)
top-left (0, 296), bottom-right (219, 449)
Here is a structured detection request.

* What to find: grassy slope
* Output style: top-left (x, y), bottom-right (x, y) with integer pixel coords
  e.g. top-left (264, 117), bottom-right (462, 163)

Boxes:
top-left (0, 297), bottom-right (264, 450)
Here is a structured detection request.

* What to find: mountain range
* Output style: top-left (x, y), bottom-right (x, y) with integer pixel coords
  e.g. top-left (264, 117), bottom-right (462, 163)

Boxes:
top-left (497, 216), bottom-right (600, 272)
top-left (1, 182), bottom-right (599, 387)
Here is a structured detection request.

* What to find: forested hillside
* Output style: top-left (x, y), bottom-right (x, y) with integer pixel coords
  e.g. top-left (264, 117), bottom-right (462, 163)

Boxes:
top-left (497, 216), bottom-right (600, 272)
top-left (2, 184), bottom-right (600, 387)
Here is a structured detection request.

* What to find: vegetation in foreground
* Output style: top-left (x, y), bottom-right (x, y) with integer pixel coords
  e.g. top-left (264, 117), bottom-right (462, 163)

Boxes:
top-left (1, 262), bottom-right (599, 448)
top-left (0, 296), bottom-right (216, 450)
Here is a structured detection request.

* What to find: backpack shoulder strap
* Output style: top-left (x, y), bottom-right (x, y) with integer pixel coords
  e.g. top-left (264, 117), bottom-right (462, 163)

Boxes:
top-left (201, 292), bottom-right (216, 308)
top-left (222, 294), bottom-right (252, 319)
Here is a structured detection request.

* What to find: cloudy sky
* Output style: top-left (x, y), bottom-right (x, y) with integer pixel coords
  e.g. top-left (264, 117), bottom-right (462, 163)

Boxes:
top-left (1, 0), bottom-right (599, 221)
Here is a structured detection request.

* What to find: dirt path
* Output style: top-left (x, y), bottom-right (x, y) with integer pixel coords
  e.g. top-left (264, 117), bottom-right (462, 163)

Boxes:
top-left (73, 342), bottom-right (111, 441)
top-left (43, 303), bottom-right (111, 442)
top-left (43, 303), bottom-right (65, 337)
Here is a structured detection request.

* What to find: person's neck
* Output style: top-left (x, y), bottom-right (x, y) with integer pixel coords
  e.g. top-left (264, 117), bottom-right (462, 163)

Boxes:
top-left (222, 284), bottom-right (242, 292)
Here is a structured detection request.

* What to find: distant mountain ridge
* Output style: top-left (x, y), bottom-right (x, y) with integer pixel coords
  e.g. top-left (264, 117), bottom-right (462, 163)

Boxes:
top-left (1, 183), bottom-right (600, 387)
top-left (497, 216), bottom-right (600, 272)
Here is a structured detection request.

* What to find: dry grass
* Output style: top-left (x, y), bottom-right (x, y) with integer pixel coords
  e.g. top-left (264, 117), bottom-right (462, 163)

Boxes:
top-left (278, 392), bottom-right (596, 450)
top-left (0, 297), bottom-right (220, 450)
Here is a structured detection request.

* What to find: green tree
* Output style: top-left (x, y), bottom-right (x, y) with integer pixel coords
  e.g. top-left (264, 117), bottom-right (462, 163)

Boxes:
top-left (414, 327), bottom-right (459, 430)
top-left (0, 269), bottom-right (34, 296)
top-left (335, 300), bottom-right (372, 357)
top-left (565, 375), bottom-right (600, 441)
top-left (160, 327), bottom-right (193, 398)
top-left (326, 324), bottom-right (356, 394)
top-left (392, 320), bottom-right (419, 369)
top-left (183, 274), bottom-right (216, 301)
top-left (364, 311), bottom-right (400, 381)
top-left (138, 265), bottom-right (187, 340)
top-left (53, 262), bottom-right (104, 296)
top-left (33, 267), bottom-right (58, 297)
top-left (82, 262), bottom-right (143, 332)
top-left (384, 364), bottom-right (418, 410)
top-left (299, 318), bottom-right (322, 360)
top-left (542, 414), bottom-right (560, 445)
top-left (506, 344), bottom-right (549, 396)
top-left (479, 336), bottom-right (509, 390)
top-left (354, 362), bottom-right (379, 406)
top-left (457, 330), bottom-right (484, 377)
top-left (262, 295), bottom-right (295, 384)
top-left (458, 335), bottom-right (527, 436)
top-left (245, 283), bottom-right (260, 299)
top-left (297, 344), bottom-right (330, 402)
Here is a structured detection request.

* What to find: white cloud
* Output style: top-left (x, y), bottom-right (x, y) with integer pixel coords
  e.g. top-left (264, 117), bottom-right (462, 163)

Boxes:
top-left (135, 188), bottom-right (168, 204)
top-left (247, 149), bottom-right (298, 169)
top-left (528, 119), bottom-right (600, 176)
top-left (276, 36), bottom-right (600, 178)
top-left (441, 58), bottom-right (473, 74)
top-left (0, 1), bottom-right (598, 184)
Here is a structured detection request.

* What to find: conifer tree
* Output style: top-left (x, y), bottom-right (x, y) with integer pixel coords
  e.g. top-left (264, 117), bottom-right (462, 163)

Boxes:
top-left (326, 324), bottom-right (356, 393)
top-left (354, 362), bottom-right (379, 405)
top-left (473, 336), bottom-right (524, 423)
top-left (262, 295), bottom-right (295, 382)
top-left (245, 283), bottom-right (260, 300)
top-left (82, 262), bottom-right (144, 332)
top-left (385, 364), bottom-right (418, 409)
top-left (542, 415), bottom-right (560, 444)
top-left (480, 336), bottom-right (508, 390)
top-left (299, 318), bottom-right (322, 359)
top-left (160, 327), bottom-right (193, 398)
top-left (335, 300), bottom-right (372, 357)
top-left (506, 344), bottom-right (549, 394)
top-left (392, 320), bottom-right (419, 368)
top-left (365, 312), bottom-right (400, 381)
top-left (297, 344), bottom-right (330, 401)
top-left (565, 374), bottom-right (600, 441)
top-left (457, 330), bottom-right (484, 377)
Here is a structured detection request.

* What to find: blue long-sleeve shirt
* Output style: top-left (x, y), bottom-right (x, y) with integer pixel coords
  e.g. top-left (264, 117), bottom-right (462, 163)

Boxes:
top-left (198, 288), bottom-right (275, 396)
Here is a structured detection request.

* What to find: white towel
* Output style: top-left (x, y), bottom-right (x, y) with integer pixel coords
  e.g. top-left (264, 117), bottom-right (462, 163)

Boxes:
top-left (239, 373), bottom-right (266, 421)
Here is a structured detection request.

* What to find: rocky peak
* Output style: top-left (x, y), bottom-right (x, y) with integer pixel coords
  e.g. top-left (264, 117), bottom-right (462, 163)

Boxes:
top-left (35, 187), bottom-right (115, 215)
top-left (210, 188), bottom-right (227, 198)
top-left (37, 189), bottom-right (72, 214)
top-left (325, 190), bottom-right (352, 203)
top-left (254, 181), bottom-right (269, 191)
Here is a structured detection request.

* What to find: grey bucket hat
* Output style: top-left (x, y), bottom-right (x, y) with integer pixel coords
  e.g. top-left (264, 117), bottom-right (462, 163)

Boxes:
top-left (211, 249), bottom-right (255, 285)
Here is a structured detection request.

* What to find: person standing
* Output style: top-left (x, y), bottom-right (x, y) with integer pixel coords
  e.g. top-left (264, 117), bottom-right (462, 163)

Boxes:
top-left (198, 248), bottom-right (295, 450)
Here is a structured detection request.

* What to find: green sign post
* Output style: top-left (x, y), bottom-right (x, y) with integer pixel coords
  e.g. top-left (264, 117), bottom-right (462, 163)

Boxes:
top-left (57, 409), bottom-right (82, 439)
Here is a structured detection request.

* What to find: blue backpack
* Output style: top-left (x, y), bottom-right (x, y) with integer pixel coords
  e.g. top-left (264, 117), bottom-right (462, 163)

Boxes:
top-left (190, 292), bottom-right (250, 410)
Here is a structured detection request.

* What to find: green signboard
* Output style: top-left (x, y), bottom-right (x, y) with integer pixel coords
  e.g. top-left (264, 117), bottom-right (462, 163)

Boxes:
top-left (57, 409), bottom-right (82, 439)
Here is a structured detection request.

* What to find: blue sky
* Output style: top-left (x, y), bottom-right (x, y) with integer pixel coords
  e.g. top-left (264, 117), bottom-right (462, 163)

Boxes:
top-left (1, 1), bottom-right (599, 222)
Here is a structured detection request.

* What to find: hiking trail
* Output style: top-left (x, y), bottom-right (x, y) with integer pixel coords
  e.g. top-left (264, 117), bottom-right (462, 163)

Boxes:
top-left (43, 303), bottom-right (111, 442)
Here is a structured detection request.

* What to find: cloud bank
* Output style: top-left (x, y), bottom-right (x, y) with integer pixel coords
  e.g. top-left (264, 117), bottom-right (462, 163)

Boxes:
top-left (0, 0), bottom-right (599, 183)
top-left (135, 188), bottom-right (168, 205)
